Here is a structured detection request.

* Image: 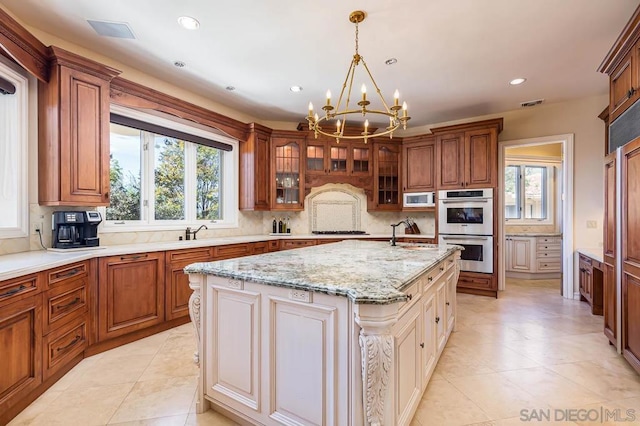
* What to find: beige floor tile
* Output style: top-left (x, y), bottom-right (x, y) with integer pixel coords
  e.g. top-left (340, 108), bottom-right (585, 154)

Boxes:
top-left (499, 367), bottom-right (606, 408)
top-left (449, 373), bottom-right (550, 419)
top-left (100, 332), bottom-right (170, 360)
top-left (7, 389), bottom-right (63, 426)
top-left (69, 353), bottom-right (155, 389)
top-left (413, 379), bottom-right (491, 426)
top-left (546, 361), bottom-right (640, 401)
top-left (108, 376), bottom-right (197, 423)
top-left (185, 410), bottom-right (239, 426)
top-left (28, 382), bottom-right (134, 426)
top-left (138, 352), bottom-right (199, 381)
top-left (47, 354), bottom-right (103, 392)
top-left (460, 342), bottom-right (541, 372)
top-left (497, 414), bottom-right (579, 425)
top-left (109, 414), bottom-right (188, 426)
top-left (433, 345), bottom-right (496, 379)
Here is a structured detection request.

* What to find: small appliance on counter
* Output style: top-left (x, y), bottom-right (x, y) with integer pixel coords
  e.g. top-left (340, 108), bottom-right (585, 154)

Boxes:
top-left (52, 211), bottom-right (102, 249)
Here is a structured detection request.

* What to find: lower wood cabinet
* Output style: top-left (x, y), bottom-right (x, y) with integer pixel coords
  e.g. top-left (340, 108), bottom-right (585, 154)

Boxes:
top-left (280, 239), bottom-right (317, 250)
top-left (457, 271), bottom-right (496, 297)
top-left (0, 295), bottom-right (42, 421)
top-left (578, 253), bottom-right (603, 316)
top-left (98, 252), bottom-right (165, 341)
top-left (165, 247), bottom-right (213, 321)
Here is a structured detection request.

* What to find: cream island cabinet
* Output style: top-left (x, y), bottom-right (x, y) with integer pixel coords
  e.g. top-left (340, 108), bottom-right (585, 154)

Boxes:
top-left (185, 240), bottom-right (461, 426)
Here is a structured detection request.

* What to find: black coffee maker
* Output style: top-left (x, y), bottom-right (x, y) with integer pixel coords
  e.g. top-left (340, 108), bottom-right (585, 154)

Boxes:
top-left (52, 211), bottom-right (102, 249)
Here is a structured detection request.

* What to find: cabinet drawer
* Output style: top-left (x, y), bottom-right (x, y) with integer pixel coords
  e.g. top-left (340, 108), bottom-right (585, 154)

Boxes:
top-left (537, 260), bottom-right (561, 272)
top-left (252, 241), bottom-right (269, 254)
top-left (280, 239), bottom-right (317, 250)
top-left (0, 274), bottom-right (40, 308)
top-left (268, 240), bottom-right (280, 252)
top-left (214, 243), bottom-right (253, 259)
top-left (43, 316), bottom-right (87, 380)
top-left (579, 254), bottom-right (593, 266)
top-left (536, 243), bottom-right (561, 253)
top-left (425, 263), bottom-right (448, 289)
top-left (167, 247), bottom-right (212, 263)
top-left (315, 238), bottom-right (343, 245)
top-left (537, 237), bottom-right (562, 245)
top-left (44, 278), bottom-right (88, 334)
top-left (536, 250), bottom-right (561, 259)
top-left (398, 279), bottom-right (421, 316)
top-left (457, 274), bottom-right (494, 290)
top-left (47, 262), bottom-right (89, 288)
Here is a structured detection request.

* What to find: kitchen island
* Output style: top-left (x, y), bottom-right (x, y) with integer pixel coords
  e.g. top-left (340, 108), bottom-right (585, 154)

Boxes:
top-left (185, 240), bottom-right (461, 426)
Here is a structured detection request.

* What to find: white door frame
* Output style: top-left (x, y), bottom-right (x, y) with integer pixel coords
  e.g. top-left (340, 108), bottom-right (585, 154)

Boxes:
top-left (498, 134), bottom-right (574, 299)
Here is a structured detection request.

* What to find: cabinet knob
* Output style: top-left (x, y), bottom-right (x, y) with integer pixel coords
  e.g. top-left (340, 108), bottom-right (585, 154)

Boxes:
top-left (104, 192), bottom-right (109, 199)
top-left (446, 301), bottom-right (450, 306)
top-left (428, 277), bottom-right (433, 282)
top-left (435, 316), bottom-right (440, 324)
top-left (407, 294), bottom-right (413, 301)
top-left (420, 342), bottom-right (424, 348)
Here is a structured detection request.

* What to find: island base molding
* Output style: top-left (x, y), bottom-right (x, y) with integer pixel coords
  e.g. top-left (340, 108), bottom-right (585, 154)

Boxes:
top-left (187, 249), bottom-right (460, 425)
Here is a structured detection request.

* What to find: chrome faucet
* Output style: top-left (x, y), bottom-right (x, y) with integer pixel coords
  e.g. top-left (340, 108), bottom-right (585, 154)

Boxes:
top-left (390, 220), bottom-right (409, 246)
top-left (185, 224), bottom-right (208, 240)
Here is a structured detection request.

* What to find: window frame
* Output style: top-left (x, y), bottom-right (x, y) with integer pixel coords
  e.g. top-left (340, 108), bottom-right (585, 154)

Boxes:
top-left (99, 105), bottom-right (238, 232)
top-left (504, 159), bottom-right (556, 225)
top-left (0, 57), bottom-right (29, 239)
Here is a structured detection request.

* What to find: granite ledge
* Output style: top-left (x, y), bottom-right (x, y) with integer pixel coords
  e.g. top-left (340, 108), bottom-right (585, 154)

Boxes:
top-left (577, 247), bottom-right (604, 264)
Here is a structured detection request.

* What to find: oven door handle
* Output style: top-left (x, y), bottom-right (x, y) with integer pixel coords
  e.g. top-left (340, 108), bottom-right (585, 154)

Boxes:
top-left (440, 198), bottom-right (490, 204)
top-left (441, 236), bottom-right (490, 241)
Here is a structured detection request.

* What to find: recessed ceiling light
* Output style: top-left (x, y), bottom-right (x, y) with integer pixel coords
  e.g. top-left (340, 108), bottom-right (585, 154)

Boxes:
top-left (226, 86), bottom-right (236, 91)
top-left (290, 86), bottom-right (303, 92)
top-left (173, 61), bottom-right (186, 68)
top-left (510, 78), bottom-right (527, 85)
top-left (178, 16), bottom-right (200, 30)
top-left (385, 58), bottom-right (398, 65)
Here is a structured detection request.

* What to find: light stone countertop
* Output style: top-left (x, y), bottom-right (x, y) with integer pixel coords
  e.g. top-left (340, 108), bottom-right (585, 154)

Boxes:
top-left (0, 233), bottom-right (435, 282)
top-left (577, 247), bottom-right (604, 264)
top-left (505, 233), bottom-right (563, 237)
top-left (185, 240), bottom-right (460, 305)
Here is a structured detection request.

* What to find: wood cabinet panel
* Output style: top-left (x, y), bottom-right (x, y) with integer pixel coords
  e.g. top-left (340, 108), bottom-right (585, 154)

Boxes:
top-left (252, 241), bottom-right (269, 254)
top-left (38, 47), bottom-right (119, 206)
top-left (623, 273), bottom-right (640, 372)
top-left (371, 142), bottom-right (402, 210)
top-left (393, 306), bottom-right (422, 425)
top-left (46, 262), bottom-right (89, 289)
top-left (166, 248), bottom-right (213, 321)
top-left (604, 153), bottom-right (616, 264)
top-left (604, 262), bottom-right (617, 345)
top-left (0, 296), bottom-right (42, 416)
top-left (42, 316), bottom-right (87, 380)
top-left (465, 128), bottom-right (496, 188)
top-left (610, 51), bottom-right (636, 122)
top-left (98, 252), bottom-right (165, 341)
top-left (0, 273), bottom-right (39, 309)
top-left (214, 243), bottom-right (253, 260)
top-left (240, 124), bottom-right (271, 210)
top-left (43, 277), bottom-right (88, 334)
top-left (280, 239), bottom-right (317, 250)
top-left (402, 138), bottom-right (435, 192)
top-left (271, 135), bottom-right (305, 210)
top-left (436, 133), bottom-right (464, 189)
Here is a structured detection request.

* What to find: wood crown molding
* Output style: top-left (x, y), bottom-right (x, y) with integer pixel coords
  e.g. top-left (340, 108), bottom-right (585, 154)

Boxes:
top-left (109, 77), bottom-right (249, 141)
top-left (599, 105), bottom-right (610, 122)
top-left (598, 4), bottom-right (640, 74)
top-left (48, 46), bottom-right (121, 81)
top-left (430, 117), bottom-right (504, 135)
top-left (0, 6), bottom-right (49, 82)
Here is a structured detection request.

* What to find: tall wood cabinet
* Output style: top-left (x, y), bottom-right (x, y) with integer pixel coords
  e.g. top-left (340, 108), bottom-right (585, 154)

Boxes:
top-left (38, 46), bottom-right (120, 206)
top-left (621, 137), bottom-right (640, 372)
top-left (371, 141), bottom-right (402, 210)
top-left (603, 152), bottom-right (617, 345)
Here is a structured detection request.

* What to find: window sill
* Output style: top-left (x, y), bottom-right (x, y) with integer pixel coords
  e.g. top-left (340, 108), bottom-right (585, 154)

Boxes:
top-left (99, 222), bottom-right (238, 233)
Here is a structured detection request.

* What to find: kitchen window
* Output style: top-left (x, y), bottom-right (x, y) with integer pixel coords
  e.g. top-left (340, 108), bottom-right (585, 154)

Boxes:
top-left (101, 106), bottom-right (238, 231)
top-left (505, 162), bottom-right (555, 223)
top-left (0, 58), bottom-right (28, 239)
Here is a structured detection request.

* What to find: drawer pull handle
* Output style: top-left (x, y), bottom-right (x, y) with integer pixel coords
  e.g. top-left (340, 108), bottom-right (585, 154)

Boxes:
top-left (55, 297), bottom-right (81, 310)
top-left (120, 254), bottom-right (149, 261)
top-left (57, 335), bottom-right (82, 352)
top-left (428, 277), bottom-right (433, 282)
top-left (407, 294), bottom-right (413, 301)
top-left (55, 268), bottom-right (80, 279)
top-left (0, 285), bottom-right (26, 298)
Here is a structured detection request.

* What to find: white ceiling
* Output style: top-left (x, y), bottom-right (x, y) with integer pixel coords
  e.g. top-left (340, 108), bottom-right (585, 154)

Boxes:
top-left (2, 0), bottom-right (639, 127)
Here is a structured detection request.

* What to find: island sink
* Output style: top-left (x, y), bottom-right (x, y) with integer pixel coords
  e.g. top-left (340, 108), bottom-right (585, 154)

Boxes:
top-left (185, 240), bottom-right (461, 425)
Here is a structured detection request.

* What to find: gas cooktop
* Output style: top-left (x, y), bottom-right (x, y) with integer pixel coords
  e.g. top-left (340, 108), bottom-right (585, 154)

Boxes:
top-left (312, 231), bottom-right (368, 235)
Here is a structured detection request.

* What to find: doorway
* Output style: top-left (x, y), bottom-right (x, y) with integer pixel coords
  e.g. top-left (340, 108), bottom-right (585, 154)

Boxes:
top-left (498, 134), bottom-right (574, 299)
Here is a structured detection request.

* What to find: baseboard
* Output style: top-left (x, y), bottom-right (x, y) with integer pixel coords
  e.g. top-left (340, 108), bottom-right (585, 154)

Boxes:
top-left (506, 271), bottom-right (561, 280)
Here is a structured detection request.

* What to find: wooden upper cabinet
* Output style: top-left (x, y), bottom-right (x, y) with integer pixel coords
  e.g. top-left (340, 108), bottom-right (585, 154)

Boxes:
top-left (240, 124), bottom-right (271, 210)
top-left (433, 119), bottom-right (502, 190)
top-left (610, 50), bottom-right (636, 122)
top-left (402, 136), bottom-right (436, 192)
top-left (38, 46), bottom-right (121, 206)
top-left (305, 137), bottom-right (371, 177)
top-left (271, 133), bottom-right (305, 211)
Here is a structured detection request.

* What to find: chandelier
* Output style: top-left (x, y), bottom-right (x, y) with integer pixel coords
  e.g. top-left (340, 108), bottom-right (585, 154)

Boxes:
top-left (306, 10), bottom-right (410, 143)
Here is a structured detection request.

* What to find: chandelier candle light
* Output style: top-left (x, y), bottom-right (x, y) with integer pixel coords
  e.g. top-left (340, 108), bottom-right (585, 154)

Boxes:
top-left (306, 10), bottom-right (410, 143)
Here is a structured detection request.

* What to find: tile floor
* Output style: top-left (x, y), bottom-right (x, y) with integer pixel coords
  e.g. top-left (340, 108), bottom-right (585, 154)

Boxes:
top-left (9, 278), bottom-right (640, 426)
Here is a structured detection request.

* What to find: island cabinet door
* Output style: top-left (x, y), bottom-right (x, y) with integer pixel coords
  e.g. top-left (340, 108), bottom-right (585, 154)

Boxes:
top-left (262, 286), bottom-right (349, 426)
top-left (392, 304), bottom-right (423, 426)
top-left (204, 279), bottom-right (261, 413)
top-left (435, 280), bottom-right (447, 354)
top-left (421, 293), bottom-right (437, 390)
top-left (445, 267), bottom-right (456, 336)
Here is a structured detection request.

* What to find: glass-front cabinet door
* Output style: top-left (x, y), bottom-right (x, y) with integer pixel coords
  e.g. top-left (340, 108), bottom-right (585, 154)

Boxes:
top-left (306, 142), bottom-right (326, 174)
top-left (351, 144), bottom-right (371, 176)
top-left (372, 142), bottom-right (401, 210)
top-left (272, 137), bottom-right (304, 210)
top-left (329, 145), bottom-right (348, 175)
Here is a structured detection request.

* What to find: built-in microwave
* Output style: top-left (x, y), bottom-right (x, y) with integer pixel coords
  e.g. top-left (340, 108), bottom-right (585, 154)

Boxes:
top-left (403, 192), bottom-right (435, 208)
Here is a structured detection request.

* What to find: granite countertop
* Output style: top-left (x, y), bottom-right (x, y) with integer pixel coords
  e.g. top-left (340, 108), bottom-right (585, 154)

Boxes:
top-left (185, 240), bottom-right (460, 305)
top-left (577, 247), bottom-right (604, 263)
top-left (0, 233), bottom-right (436, 282)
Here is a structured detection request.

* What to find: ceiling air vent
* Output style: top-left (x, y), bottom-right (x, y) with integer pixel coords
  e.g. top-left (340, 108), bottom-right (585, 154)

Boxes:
top-left (520, 99), bottom-right (545, 108)
top-left (87, 20), bottom-right (136, 39)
